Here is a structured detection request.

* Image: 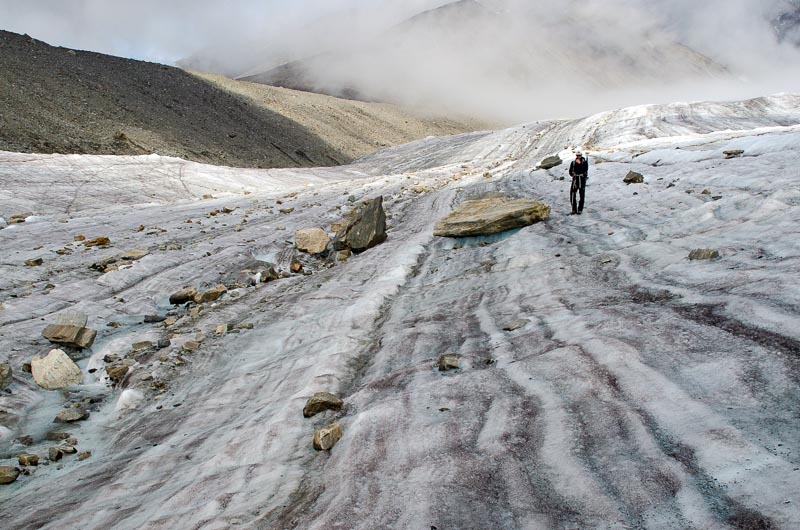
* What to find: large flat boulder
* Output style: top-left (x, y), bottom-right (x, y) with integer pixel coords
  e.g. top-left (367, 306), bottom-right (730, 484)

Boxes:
top-left (434, 197), bottom-right (550, 237)
top-left (333, 196), bottom-right (387, 252)
top-left (31, 349), bottom-right (83, 390)
top-left (41, 312), bottom-right (96, 349)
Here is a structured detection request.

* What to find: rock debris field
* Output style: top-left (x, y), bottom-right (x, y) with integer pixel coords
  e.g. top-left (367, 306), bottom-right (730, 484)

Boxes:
top-left (1, 94), bottom-right (800, 529)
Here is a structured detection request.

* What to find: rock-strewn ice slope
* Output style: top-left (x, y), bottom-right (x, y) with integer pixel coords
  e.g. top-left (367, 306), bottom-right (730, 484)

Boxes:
top-left (1, 94), bottom-right (799, 529)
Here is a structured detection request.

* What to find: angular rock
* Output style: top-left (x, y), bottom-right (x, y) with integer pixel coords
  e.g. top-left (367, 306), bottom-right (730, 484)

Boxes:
top-left (9, 212), bottom-right (32, 224)
top-left (31, 349), bottom-right (83, 390)
top-left (0, 466), bottom-right (20, 484)
top-left (106, 365), bottom-right (129, 384)
top-left (295, 228), bottom-right (330, 254)
top-left (194, 285), bottom-right (227, 304)
top-left (503, 319), bottom-right (530, 332)
top-left (54, 408), bottom-right (89, 423)
top-left (18, 453), bottom-right (39, 466)
top-left (77, 451), bottom-right (92, 461)
top-left (303, 392), bottom-right (344, 418)
top-left (156, 338), bottom-right (171, 349)
top-left (724, 149), bottom-right (745, 159)
top-left (333, 196), bottom-right (387, 252)
top-left (439, 354), bottom-right (459, 371)
top-left (182, 341), bottom-right (201, 352)
top-left (0, 362), bottom-right (12, 390)
top-left (688, 249), bottom-right (720, 260)
top-left (433, 197), bottom-right (550, 237)
top-left (538, 155), bottom-right (562, 170)
top-left (42, 312), bottom-right (96, 349)
top-left (313, 423), bottom-right (344, 451)
top-left (48, 447), bottom-right (64, 461)
top-left (45, 431), bottom-right (71, 441)
top-left (624, 171), bottom-right (644, 184)
top-left (84, 237), bottom-right (111, 247)
top-left (330, 219), bottom-right (349, 233)
top-left (144, 314), bottom-right (166, 323)
top-left (25, 257), bottom-right (43, 266)
top-left (120, 249), bottom-right (149, 261)
top-left (169, 287), bottom-right (197, 305)
top-left (132, 341), bottom-right (153, 351)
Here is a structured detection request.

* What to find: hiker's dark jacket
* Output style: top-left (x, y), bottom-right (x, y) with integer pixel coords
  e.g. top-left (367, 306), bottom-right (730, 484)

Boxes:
top-left (569, 157), bottom-right (589, 176)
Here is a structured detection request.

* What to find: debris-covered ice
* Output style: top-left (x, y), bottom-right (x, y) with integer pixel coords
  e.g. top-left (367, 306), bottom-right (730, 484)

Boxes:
top-left (1, 94), bottom-right (799, 529)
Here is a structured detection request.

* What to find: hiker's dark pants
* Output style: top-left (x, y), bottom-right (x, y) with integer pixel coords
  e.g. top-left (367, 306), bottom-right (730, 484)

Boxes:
top-left (570, 174), bottom-right (586, 213)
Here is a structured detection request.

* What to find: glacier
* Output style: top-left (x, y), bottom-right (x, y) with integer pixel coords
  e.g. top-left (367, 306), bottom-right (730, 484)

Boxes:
top-left (1, 94), bottom-right (799, 529)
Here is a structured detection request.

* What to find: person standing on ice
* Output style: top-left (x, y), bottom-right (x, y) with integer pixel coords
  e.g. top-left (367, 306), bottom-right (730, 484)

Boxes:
top-left (569, 151), bottom-right (588, 215)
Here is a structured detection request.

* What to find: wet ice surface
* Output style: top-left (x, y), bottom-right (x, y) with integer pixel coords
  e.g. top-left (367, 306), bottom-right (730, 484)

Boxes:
top-left (1, 94), bottom-right (800, 529)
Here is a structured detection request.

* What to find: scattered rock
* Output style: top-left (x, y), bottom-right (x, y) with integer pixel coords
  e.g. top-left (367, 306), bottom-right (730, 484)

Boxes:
top-left (439, 354), bottom-right (459, 372)
top-left (48, 447), bottom-right (64, 461)
top-left (18, 453), bottom-right (39, 466)
top-left (333, 196), bottom-right (387, 252)
top-left (53, 408), bottom-right (89, 423)
top-left (77, 451), bottom-right (92, 461)
top-left (236, 322), bottom-right (254, 330)
top-left (25, 257), bottom-right (43, 267)
top-left (502, 319), bottom-right (530, 332)
top-left (144, 315), bottom-right (166, 323)
top-left (433, 196), bottom-right (550, 237)
top-left (279, 207), bottom-right (295, 214)
top-left (74, 234), bottom-right (86, 241)
top-left (303, 392), bottom-right (344, 418)
top-left (295, 228), bottom-right (330, 254)
top-left (290, 260), bottom-right (304, 274)
top-left (0, 466), bottom-right (20, 484)
top-left (688, 249), bottom-right (720, 260)
top-left (106, 365), bottom-right (129, 384)
top-left (169, 287), bottom-right (197, 305)
top-left (194, 285), bottom-right (227, 303)
top-left (313, 423), bottom-right (344, 451)
top-left (724, 149), bottom-right (745, 159)
top-left (182, 341), bottom-right (201, 352)
top-left (0, 362), bottom-right (12, 390)
top-left (330, 220), bottom-right (349, 233)
top-left (31, 349), bottom-right (83, 390)
top-left (83, 237), bottom-right (111, 247)
top-left (701, 189), bottom-right (711, 195)
top-left (132, 341), bottom-right (153, 351)
top-left (156, 338), bottom-right (171, 349)
top-left (120, 249), bottom-right (149, 261)
top-left (45, 431), bottom-right (71, 441)
top-left (538, 155), bottom-right (562, 170)
top-left (41, 312), bottom-right (97, 349)
top-left (624, 171), bottom-right (644, 184)
top-left (8, 212), bottom-right (32, 224)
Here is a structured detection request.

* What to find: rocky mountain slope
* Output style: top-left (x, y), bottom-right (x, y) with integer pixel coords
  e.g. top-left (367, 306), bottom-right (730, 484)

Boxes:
top-left (1, 94), bottom-right (800, 529)
top-left (0, 30), bottom-right (484, 168)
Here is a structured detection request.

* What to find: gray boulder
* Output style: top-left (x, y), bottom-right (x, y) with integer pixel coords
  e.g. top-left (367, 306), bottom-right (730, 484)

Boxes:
top-left (333, 197), bottom-right (387, 252)
top-left (434, 196), bottom-right (550, 237)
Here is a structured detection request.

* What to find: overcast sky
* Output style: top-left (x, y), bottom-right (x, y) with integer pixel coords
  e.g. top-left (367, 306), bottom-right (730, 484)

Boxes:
top-left (0, 0), bottom-right (446, 64)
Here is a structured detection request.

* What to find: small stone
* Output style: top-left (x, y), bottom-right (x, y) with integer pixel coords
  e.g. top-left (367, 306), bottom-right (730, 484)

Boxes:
top-left (144, 315), bottom-right (166, 323)
top-left (59, 445), bottom-right (77, 454)
top-left (74, 234), bottom-right (86, 241)
top-left (83, 237), bottom-right (111, 247)
top-left (0, 362), bottom-right (12, 390)
top-left (45, 431), bottom-right (71, 441)
top-left (18, 453), bottom-right (39, 466)
top-left (313, 423), bottom-right (344, 451)
top-left (0, 466), bottom-right (20, 484)
top-left (25, 257), bottom-right (44, 266)
top-left (303, 392), bottom-right (344, 418)
top-left (502, 319), bottom-right (530, 332)
top-left (183, 341), bottom-right (201, 352)
top-left (723, 149), bottom-right (744, 159)
top-left (215, 324), bottom-right (227, 335)
top-left (77, 451), bottom-right (92, 461)
top-left (452, 243), bottom-right (462, 250)
top-left (438, 354), bottom-right (459, 372)
top-left (17, 435), bottom-right (35, 445)
top-left (156, 338), bottom-right (171, 349)
top-left (169, 287), bottom-right (197, 305)
top-left (290, 261), bottom-right (303, 274)
top-left (54, 408), bottom-right (89, 423)
top-left (48, 447), bottom-right (64, 461)
top-left (103, 354), bottom-right (119, 363)
top-left (279, 207), bottom-right (295, 214)
top-left (688, 249), bottom-right (720, 260)
top-left (701, 189), bottom-right (711, 195)
top-left (236, 322), bottom-right (254, 330)
top-left (120, 249), bottom-right (148, 261)
top-left (163, 316), bottom-right (178, 327)
top-left (193, 285), bottom-right (227, 303)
